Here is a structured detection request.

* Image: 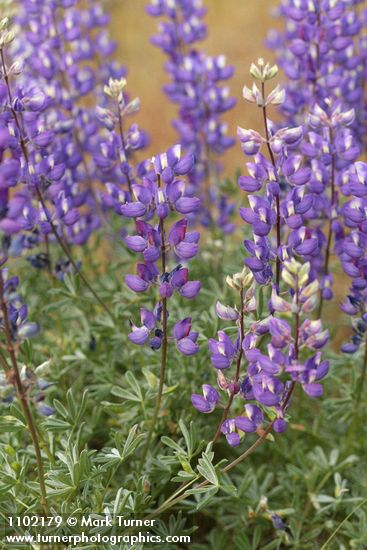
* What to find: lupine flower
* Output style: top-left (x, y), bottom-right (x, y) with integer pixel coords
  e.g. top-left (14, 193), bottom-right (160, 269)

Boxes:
top-left (268, 1), bottom-right (365, 307)
top-left (147, 0), bottom-right (236, 231)
top-left (0, 5), bottom-right (148, 263)
top-left (0, 269), bottom-right (40, 341)
top-left (191, 384), bottom-right (220, 413)
top-left (193, 260), bottom-right (329, 446)
top-left (269, 0), bottom-right (366, 143)
top-left (0, 264), bottom-right (53, 416)
top-left (123, 147), bottom-right (200, 357)
top-left (173, 317), bottom-right (199, 356)
top-left (238, 60), bottom-right (321, 287)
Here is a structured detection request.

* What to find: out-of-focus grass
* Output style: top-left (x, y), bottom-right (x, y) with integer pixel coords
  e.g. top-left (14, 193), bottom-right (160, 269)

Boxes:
top-left (108, 0), bottom-right (279, 174)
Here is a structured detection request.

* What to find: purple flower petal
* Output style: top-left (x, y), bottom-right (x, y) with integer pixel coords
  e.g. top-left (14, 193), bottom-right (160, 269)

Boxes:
top-left (177, 337), bottom-right (199, 356)
top-left (125, 275), bottom-right (149, 292)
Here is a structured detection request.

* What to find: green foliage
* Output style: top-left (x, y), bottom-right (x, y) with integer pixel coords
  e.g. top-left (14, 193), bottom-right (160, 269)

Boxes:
top-left (0, 237), bottom-right (367, 549)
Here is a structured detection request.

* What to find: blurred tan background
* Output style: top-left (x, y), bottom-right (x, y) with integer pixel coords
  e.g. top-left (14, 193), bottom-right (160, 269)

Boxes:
top-left (107, 1), bottom-right (349, 335)
top-left (108, 0), bottom-right (279, 172)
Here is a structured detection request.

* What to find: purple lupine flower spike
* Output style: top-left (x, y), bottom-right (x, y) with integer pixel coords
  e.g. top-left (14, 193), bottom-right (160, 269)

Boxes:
top-left (192, 259), bottom-right (329, 447)
top-left (147, 0), bottom-right (236, 231)
top-left (122, 145), bottom-right (200, 360)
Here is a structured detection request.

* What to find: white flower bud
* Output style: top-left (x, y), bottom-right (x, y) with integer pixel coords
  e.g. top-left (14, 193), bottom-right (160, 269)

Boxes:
top-left (0, 28), bottom-right (15, 47)
top-left (266, 84), bottom-right (285, 106)
top-left (250, 63), bottom-right (262, 80)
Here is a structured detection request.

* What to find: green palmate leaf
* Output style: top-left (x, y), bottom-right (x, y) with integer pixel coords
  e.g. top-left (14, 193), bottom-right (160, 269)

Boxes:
top-left (179, 419), bottom-right (193, 456)
top-left (111, 386), bottom-right (141, 402)
top-left (171, 471), bottom-right (197, 482)
top-left (122, 425), bottom-right (145, 459)
top-left (0, 416), bottom-right (25, 433)
top-left (197, 451), bottom-right (218, 487)
top-left (161, 436), bottom-right (186, 455)
top-left (195, 486), bottom-right (219, 510)
top-left (142, 368), bottom-right (158, 389)
top-left (126, 371), bottom-right (143, 399)
top-left (53, 399), bottom-right (69, 419)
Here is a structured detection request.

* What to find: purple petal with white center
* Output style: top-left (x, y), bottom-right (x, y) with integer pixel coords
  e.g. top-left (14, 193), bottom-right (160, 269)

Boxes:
top-left (141, 308), bottom-right (156, 330)
top-left (202, 384), bottom-right (220, 405)
top-left (215, 301), bottom-right (239, 321)
top-left (245, 404), bottom-right (263, 424)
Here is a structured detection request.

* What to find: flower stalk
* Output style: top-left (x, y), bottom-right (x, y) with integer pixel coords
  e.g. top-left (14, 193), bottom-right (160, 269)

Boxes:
top-left (212, 286), bottom-right (244, 444)
top-left (318, 127), bottom-right (336, 319)
top-left (0, 273), bottom-right (49, 514)
top-left (138, 177), bottom-right (169, 472)
top-left (261, 80), bottom-right (281, 285)
top-left (0, 47), bottom-right (115, 321)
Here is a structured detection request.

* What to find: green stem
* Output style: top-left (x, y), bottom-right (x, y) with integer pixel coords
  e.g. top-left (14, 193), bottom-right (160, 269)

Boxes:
top-left (138, 176), bottom-right (168, 472)
top-left (318, 128), bottom-right (336, 319)
top-left (356, 333), bottom-right (367, 408)
top-left (320, 496), bottom-right (367, 549)
top-left (117, 102), bottom-right (133, 195)
top-left (261, 81), bottom-right (281, 286)
top-left (0, 274), bottom-right (49, 514)
top-left (212, 287), bottom-right (245, 444)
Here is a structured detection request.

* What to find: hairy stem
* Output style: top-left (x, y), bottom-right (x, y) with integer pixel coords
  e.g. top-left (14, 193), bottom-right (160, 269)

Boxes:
top-left (261, 81), bottom-right (281, 286)
top-left (138, 176), bottom-right (168, 472)
top-left (212, 287), bottom-right (245, 443)
top-left (356, 333), bottom-right (367, 408)
top-left (117, 102), bottom-right (133, 196)
top-left (0, 274), bottom-right (49, 513)
top-left (317, 127), bottom-right (336, 319)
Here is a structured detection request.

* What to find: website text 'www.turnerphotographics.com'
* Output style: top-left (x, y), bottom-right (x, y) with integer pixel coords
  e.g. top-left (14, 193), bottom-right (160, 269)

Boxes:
top-left (1, 515), bottom-right (191, 546)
